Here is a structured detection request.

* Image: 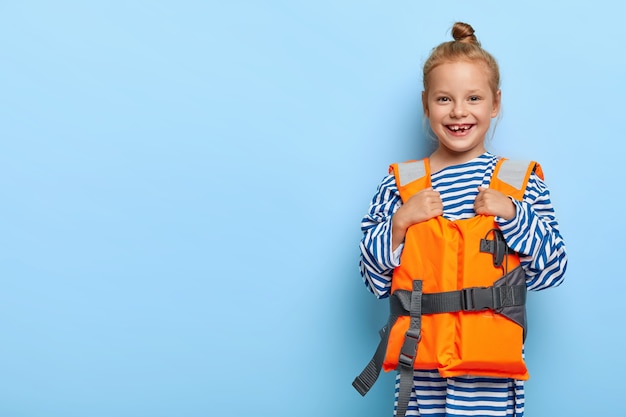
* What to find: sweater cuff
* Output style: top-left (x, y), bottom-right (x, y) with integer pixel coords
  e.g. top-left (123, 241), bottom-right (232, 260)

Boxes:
top-left (391, 243), bottom-right (404, 267)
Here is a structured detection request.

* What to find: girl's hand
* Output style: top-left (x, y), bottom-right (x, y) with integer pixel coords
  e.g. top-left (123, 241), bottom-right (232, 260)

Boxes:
top-left (391, 188), bottom-right (443, 249)
top-left (474, 186), bottom-right (516, 220)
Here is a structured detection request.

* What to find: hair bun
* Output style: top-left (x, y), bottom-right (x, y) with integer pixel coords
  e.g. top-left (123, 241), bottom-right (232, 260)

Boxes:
top-left (451, 22), bottom-right (478, 44)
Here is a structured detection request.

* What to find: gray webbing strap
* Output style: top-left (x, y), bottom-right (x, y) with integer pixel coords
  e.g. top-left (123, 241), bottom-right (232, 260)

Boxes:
top-left (352, 327), bottom-right (389, 396)
top-left (425, 284), bottom-right (525, 313)
top-left (352, 305), bottom-right (406, 396)
top-left (397, 364), bottom-right (414, 417)
top-left (391, 284), bottom-right (526, 315)
top-left (396, 280), bottom-right (422, 417)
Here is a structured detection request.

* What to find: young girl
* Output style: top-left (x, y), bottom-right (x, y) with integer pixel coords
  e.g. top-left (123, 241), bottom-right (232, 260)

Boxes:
top-left (357, 22), bottom-right (567, 417)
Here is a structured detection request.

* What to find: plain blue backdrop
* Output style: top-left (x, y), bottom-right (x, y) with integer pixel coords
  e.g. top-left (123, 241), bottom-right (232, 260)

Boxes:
top-left (1, 1), bottom-right (623, 416)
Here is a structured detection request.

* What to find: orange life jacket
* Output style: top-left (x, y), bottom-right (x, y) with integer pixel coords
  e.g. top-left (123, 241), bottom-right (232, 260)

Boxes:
top-left (353, 158), bottom-right (543, 416)
top-left (384, 157), bottom-right (542, 380)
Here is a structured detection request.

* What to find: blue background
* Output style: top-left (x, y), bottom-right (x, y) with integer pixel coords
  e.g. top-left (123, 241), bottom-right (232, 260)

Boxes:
top-left (1, 1), bottom-right (622, 416)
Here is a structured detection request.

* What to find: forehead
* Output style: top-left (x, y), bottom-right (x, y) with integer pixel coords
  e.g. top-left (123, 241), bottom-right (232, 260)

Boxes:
top-left (427, 60), bottom-right (492, 90)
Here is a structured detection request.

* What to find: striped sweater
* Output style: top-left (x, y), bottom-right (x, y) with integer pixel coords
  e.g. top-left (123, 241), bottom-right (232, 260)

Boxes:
top-left (359, 152), bottom-right (567, 416)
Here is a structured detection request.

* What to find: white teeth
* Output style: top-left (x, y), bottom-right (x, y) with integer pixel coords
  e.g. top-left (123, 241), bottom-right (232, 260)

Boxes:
top-left (449, 125), bottom-right (470, 131)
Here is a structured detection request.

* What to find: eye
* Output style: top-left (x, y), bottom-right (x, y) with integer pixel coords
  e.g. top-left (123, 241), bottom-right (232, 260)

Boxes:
top-left (436, 96), bottom-right (450, 103)
top-left (468, 96), bottom-right (481, 102)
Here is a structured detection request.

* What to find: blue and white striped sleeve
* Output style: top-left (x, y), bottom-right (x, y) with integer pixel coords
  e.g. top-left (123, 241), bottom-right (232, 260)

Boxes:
top-left (359, 174), bottom-right (403, 299)
top-left (497, 171), bottom-right (568, 291)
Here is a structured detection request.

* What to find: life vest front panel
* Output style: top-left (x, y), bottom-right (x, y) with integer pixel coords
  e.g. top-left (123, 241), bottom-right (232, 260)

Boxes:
top-left (383, 158), bottom-right (538, 380)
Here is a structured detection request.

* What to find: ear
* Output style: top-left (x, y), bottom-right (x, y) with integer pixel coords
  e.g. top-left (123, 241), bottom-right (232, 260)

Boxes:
top-left (491, 89), bottom-right (501, 118)
top-left (422, 91), bottom-right (429, 117)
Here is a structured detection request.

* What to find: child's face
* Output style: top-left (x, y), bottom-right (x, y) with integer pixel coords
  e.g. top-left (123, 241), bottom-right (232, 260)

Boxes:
top-left (422, 60), bottom-right (500, 159)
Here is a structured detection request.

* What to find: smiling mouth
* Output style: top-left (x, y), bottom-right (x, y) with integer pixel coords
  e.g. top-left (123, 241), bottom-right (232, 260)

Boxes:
top-left (446, 124), bottom-right (474, 134)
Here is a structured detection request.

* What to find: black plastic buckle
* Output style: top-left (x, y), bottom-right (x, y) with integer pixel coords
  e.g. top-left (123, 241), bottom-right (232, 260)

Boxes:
top-left (398, 329), bottom-right (421, 368)
top-left (461, 287), bottom-right (495, 311)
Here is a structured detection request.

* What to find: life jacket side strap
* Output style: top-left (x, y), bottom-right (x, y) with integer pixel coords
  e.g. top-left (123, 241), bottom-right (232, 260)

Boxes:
top-left (352, 326), bottom-right (390, 396)
top-left (493, 266), bottom-right (528, 341)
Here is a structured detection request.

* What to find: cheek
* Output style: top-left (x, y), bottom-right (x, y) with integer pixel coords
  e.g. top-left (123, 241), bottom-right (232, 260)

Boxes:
top-left (427, 107), bottom-right (448, 122)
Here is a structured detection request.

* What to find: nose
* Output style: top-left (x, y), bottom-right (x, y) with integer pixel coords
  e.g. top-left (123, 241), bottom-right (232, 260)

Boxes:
top-left (450, 102), bottom-right (467, 118)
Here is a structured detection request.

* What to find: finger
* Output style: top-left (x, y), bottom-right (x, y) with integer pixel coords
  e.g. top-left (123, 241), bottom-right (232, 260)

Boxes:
top-left (474, 204), bottom-right (487, 215)
top-left (473, 198), bottom-right (484, 212)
